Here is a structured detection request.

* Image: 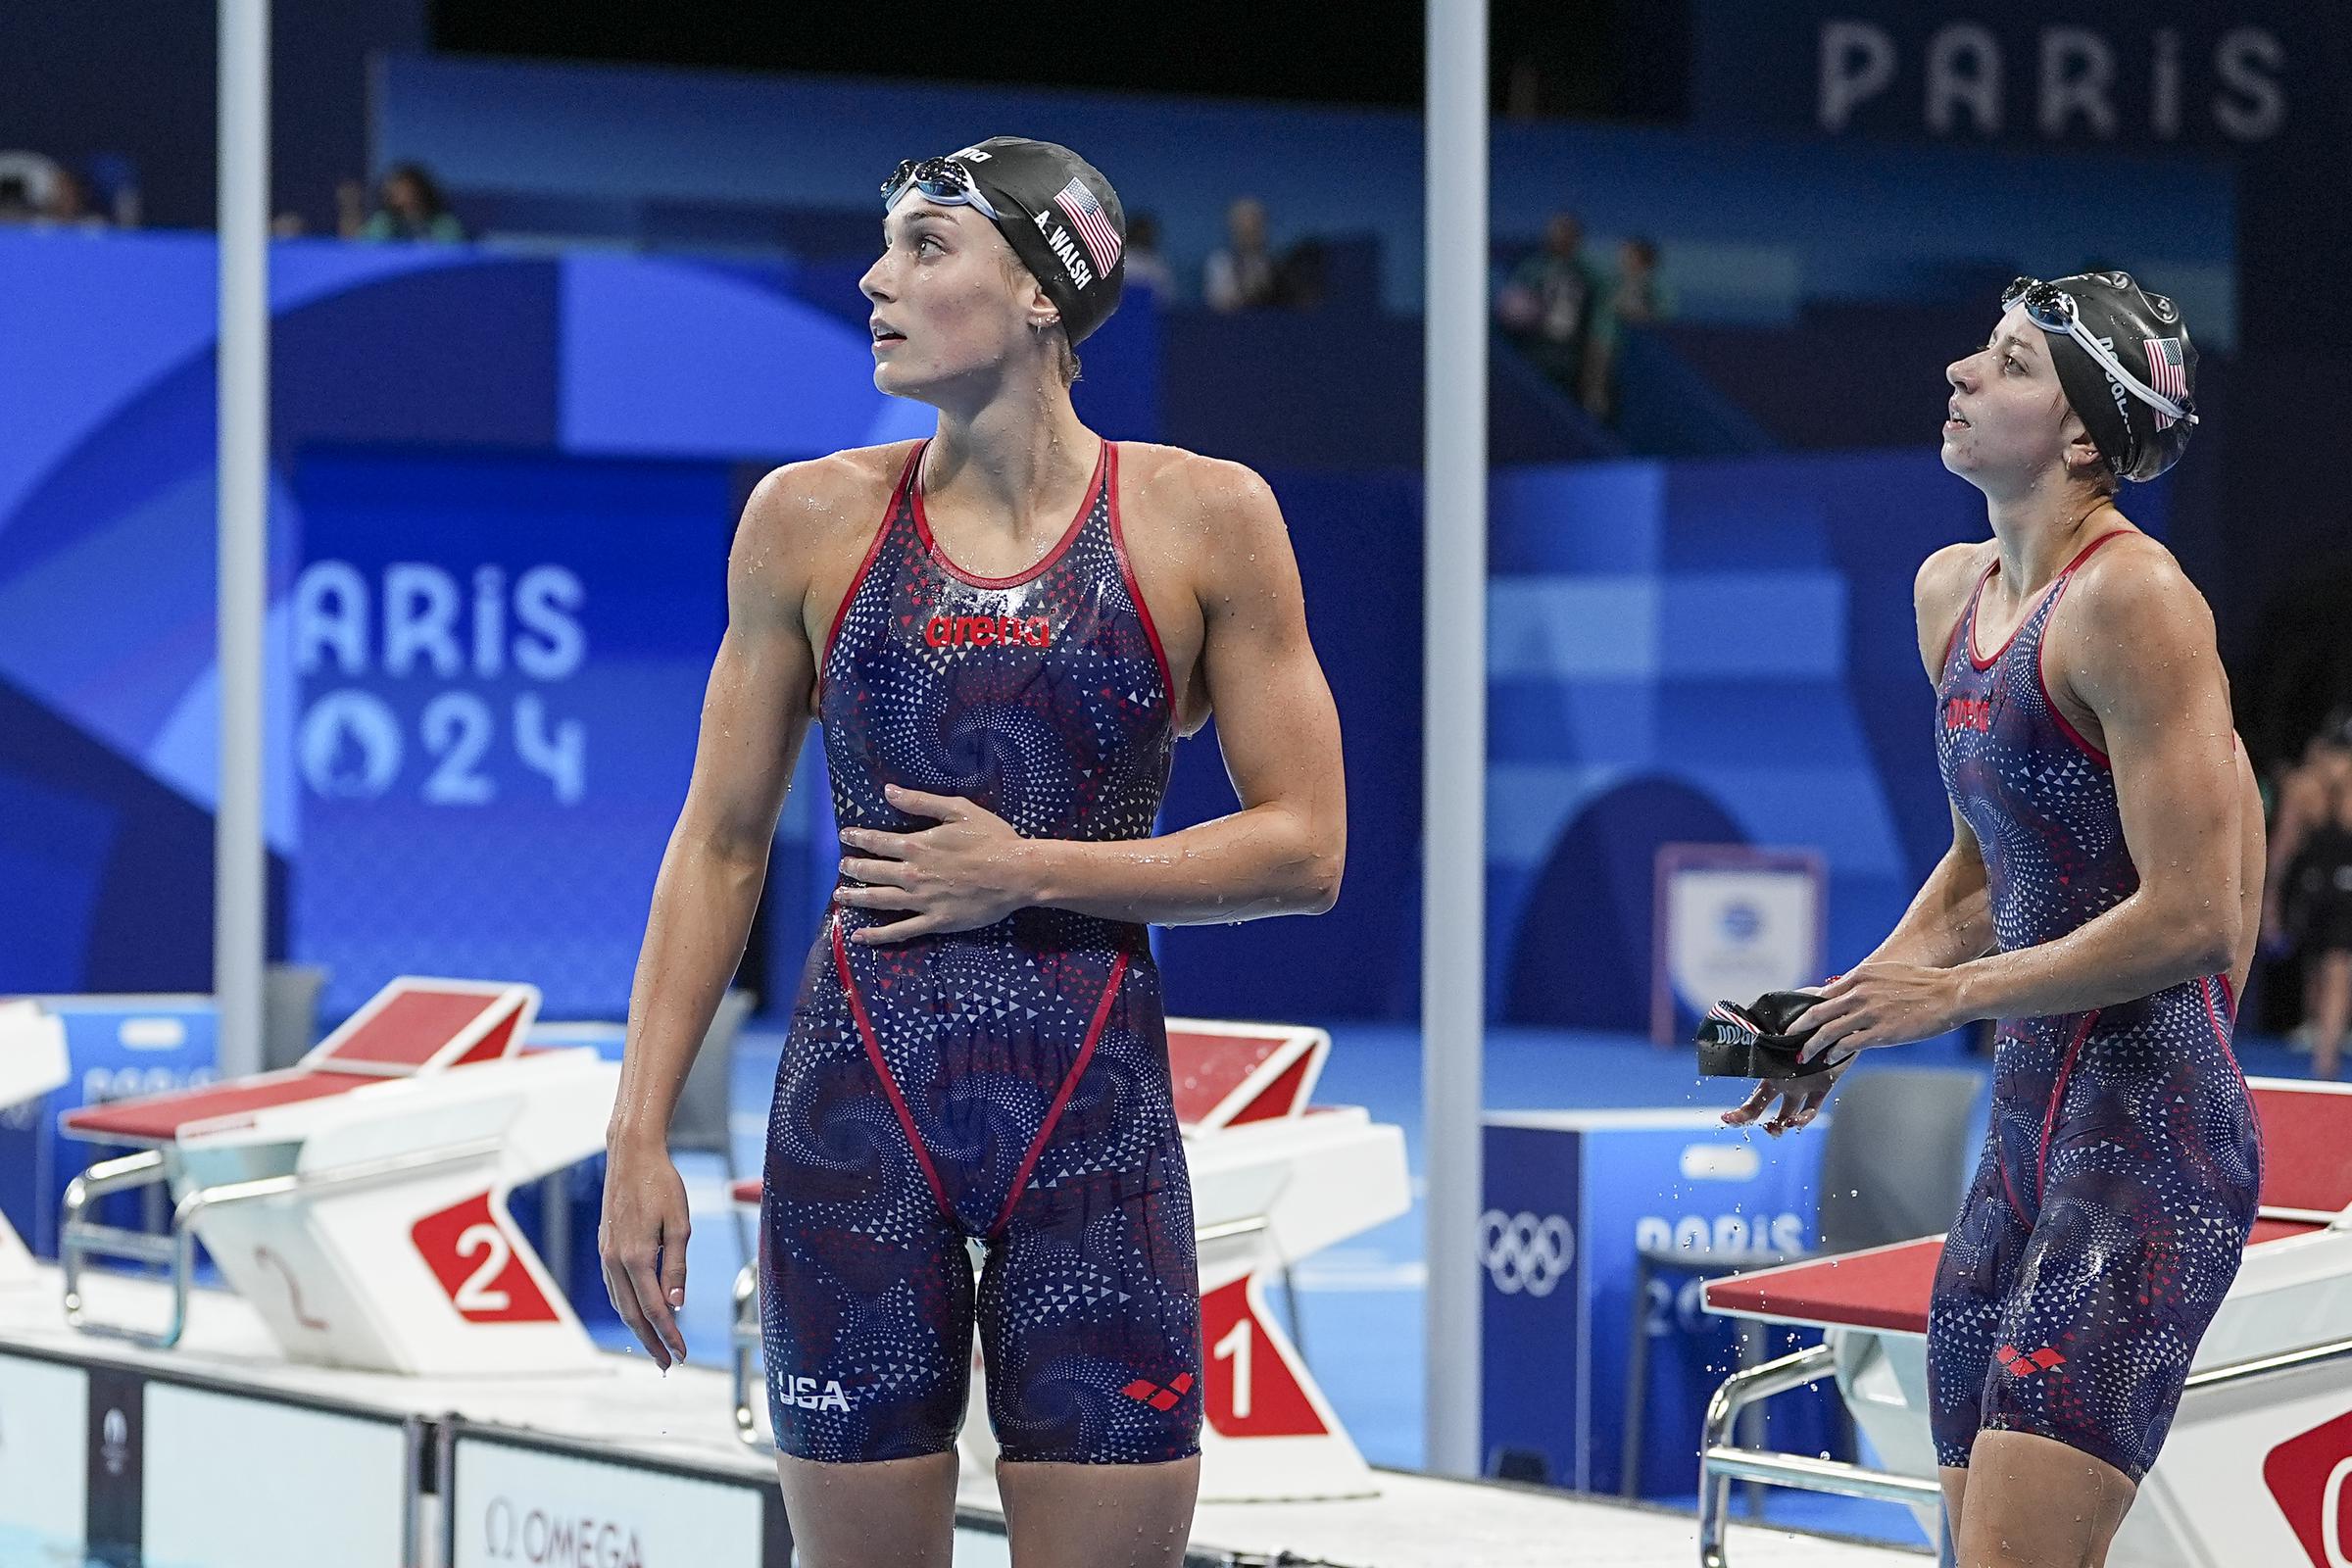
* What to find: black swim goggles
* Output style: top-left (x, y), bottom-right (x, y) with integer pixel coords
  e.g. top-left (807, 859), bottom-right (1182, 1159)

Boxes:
top-left (2000, 276), bottom-right (2196, 427)
top-left (881, 157), bottom-right (1001, 221)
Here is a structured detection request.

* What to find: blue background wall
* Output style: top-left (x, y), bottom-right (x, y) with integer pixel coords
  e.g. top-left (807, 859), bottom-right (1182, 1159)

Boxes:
top-left (0, 229), bottom-right (2074, 1030)
top-left (372, 52), bottom-right (2236, 336)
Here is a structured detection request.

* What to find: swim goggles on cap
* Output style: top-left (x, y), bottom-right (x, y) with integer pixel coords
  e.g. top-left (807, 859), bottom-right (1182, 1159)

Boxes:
top-left (881, 157), bottom-right (1001, 220)
top-left (2001, 276), bottom-right (2197, 426)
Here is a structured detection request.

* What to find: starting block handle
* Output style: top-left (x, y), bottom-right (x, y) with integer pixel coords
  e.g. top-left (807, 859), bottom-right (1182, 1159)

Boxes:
top-left (61, 1136), bottom-right (509, 1351)
top-left (62, 1150), bottom-right (196, 1348)
top-left (1694, 1340), bottom-right (1945, 1568)
top-left (731, 1262), bottom-right (763, 1450)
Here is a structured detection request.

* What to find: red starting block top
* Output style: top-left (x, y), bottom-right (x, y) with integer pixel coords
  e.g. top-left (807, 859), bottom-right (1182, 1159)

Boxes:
top-left (2249, 1081), bottom-right (2352, 1214)
top-left (1708, 1217), bottom-right (2327, 1335)
top-left (1705, 1237), bottom-right (1946, 1335)
top-left (1165, 1020), bottom-right (1327, 1129)
top-left (58, 978), bottom-right (543, 1148)
top-left (731, 1178), bottom-right (761, 1205)
top-left (61, 1070), bottom-right (386, 1146)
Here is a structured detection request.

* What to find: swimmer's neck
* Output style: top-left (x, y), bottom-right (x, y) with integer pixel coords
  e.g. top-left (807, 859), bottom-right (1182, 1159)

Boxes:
top-left (920, 382), bottom-right (1100, 529)
top-left (1980, 481), bottom-right (2123, 595)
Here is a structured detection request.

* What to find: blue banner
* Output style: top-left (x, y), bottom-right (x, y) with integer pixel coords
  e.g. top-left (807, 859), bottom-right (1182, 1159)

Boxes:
top-left (1482, 1110), bottom-right (1837, 1496)
top-left (1690, 2), bottom-right (2308, 155)
top-left (290, 448), bottom-right (736, 1019)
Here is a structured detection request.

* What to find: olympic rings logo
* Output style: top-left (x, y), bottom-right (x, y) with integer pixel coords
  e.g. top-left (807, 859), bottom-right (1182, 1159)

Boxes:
top-left (1479, 1210), bottom-right (1575, 1297)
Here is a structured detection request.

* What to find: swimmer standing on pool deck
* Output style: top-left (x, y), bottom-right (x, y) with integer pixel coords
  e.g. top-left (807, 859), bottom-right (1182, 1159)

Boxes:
top-left (1725, 272), bottom-right (2267, 1567)
top-left (597, 138), bottom-right (1344, 1568)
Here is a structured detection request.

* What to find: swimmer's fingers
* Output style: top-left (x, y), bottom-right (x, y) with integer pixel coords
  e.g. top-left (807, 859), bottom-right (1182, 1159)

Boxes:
top-left (626, 1227), bottom-right (689, 1367)
top-left (1720, 1079), bottom-right (1777, 1127)
top-left (834, 881), bottom-right (919, 910)
top-left (849, 908), bottom-right (960, 945)
top-left (837, 828), bottom-right (908, 861)
top-left (600, 1241), bottom-right (675, 1370)
top-left (837, 857), bottom-right (914, 890)
top-left (883, 783), bottom-right (976, 822)
top-left (598, 1164), bottom-right (689, 1369)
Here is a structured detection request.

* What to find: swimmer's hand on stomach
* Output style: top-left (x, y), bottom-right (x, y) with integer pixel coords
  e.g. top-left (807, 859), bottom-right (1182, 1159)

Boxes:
top-left (1719, 961), bottom-right (1970, 1136)
top-left (836, 782), bottom-right (1038, 944)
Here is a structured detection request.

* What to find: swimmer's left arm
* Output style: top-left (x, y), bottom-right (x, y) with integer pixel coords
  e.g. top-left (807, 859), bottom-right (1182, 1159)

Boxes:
top-left (837, 457), bottom-right (1346, 939)
top-left (1801, 549), bottom-right (2241, 1055)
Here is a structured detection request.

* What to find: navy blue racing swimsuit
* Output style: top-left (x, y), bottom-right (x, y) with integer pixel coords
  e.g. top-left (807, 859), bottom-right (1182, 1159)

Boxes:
top-left (1926, 530), bottom-right (2262, 1483)
top-left (759, 438), bottom-right (1203, 1464)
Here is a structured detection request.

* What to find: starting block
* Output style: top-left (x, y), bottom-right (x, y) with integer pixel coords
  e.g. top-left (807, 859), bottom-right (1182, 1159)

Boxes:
top-left (57, 977), bottom-right (620, 1375)
top-left (1700, 1077), bottom-right (2352, 1568)
top-left (0, 1001), bottom-right (71, 1286)
top-left (729, 1017), bottom-right (1410, 1502)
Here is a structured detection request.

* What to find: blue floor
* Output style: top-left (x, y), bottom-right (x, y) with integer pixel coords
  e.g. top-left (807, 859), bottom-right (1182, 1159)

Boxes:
top-left (612, 1019), bottom-right (2319, 1550)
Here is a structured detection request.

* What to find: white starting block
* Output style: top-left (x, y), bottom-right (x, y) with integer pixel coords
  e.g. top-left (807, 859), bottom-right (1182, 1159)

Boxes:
top-left (0, 1000), bottom-right (71, 1286)
top-left (1700, 1077), bottom-right (2352, 1568)
top-left (57, 977), bottom-right (620, 1376)
top-left (730, 1017), bottom-right (1410, 1502)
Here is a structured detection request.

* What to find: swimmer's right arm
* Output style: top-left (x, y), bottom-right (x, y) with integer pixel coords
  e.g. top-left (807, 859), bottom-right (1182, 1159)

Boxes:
top-left (600, 466), bottom-right (817, 1367)
top-left (1863, 545), bottom-right (1994, 970)
top-left (1725, 545), bottom-right (1987, 1135)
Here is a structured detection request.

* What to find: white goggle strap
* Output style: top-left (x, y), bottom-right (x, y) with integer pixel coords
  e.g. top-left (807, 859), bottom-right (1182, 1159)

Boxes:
top-left (2057, 316), bottom-right (2196, 427)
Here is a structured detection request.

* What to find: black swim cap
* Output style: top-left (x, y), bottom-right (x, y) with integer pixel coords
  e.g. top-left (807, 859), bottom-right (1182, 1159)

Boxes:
top-left (887, 136), bottom-right (1127, 344)
top-left (2011, 271), bottom-right (2198, 483)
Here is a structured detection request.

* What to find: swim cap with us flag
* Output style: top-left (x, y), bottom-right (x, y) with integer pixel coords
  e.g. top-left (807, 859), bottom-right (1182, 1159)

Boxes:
top-left (892, 137), bottom-right (1127, 344)
top-left (2021, 270), bottom-right (2199, 483)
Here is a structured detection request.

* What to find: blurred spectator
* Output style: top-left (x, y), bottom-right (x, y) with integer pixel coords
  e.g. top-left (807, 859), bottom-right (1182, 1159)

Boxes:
top-left (2270, 719), bottom-right (2352, 1076)
top-left (1497, 212), bottom-right (1604, 408)
top-left (1272, 236), bottom-right (1328, 310)
top-left (335, 179), bottom-right (368, 239)
top-left (39, 169), bottom-right (106, 229)
top-left (1204, 197), bottom-right (1278, 313)
top-left (1123, 212), bottom-right (1177, 299)
top-left (0, 150), bottom-right (67, 224)
top-left (1610, 237), bottom-right (1670, 326)
top-left (1586, 236), bottom-right (1674, 423)
top-left (355, 163), bottom-right (466, 244)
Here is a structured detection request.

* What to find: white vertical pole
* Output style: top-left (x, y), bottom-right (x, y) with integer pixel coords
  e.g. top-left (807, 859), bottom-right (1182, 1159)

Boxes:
top-left (1423, 0), bottom-right (1488, 1480)
top-left (216, 0), bottom-right (270, 1079)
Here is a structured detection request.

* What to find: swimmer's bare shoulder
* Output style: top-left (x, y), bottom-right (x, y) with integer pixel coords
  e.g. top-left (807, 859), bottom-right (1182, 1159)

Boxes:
top-left (1911, 539), bottom-right (1994, 679)
top-left (734, 441), bottom-right (921, 656)
top-left (1106, 441), bottom-right (1299, 731)
top-left (676, 441), bottom-right (917, 849)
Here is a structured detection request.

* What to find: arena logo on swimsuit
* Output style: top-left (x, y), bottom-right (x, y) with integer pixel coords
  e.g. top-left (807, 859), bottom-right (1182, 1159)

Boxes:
top-left (1946, 697), bottom-right (1994, 732)
top-left (924, 613), bottom-right (1054, 650)
top-left (779, 1374), bottom-right (853, 1412)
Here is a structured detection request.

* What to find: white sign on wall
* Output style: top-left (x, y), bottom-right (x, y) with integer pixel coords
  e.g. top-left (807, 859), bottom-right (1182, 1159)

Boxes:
top-left (142, 1384), bottom-right (410, 1568)
top-left (1652, 844), bottom-right (1826, 1044)
top-left (452, 1436), bottom-right (769, 1568)
top-left (0, 1353), bottom-right (87, 1546)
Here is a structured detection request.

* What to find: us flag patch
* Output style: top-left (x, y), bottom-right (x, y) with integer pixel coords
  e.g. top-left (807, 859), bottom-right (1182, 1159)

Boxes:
top-left (1053, 177), bottom-right (1122, 274)
top-left (2143, 336), bottom-right (2186, 428)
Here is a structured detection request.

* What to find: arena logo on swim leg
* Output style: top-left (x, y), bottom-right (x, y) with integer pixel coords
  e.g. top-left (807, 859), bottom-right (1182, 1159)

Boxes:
top-left (925, 614), bottom-right (1054, 649)
top-left (779, 1374), bottom-right (853, 1412)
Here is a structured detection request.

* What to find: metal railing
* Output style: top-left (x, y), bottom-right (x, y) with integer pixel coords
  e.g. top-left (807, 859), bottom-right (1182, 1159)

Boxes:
top-left (1695, 1324), bottom-right (2352, 1566)
top-left (62, 1137), bottom-right (503, 1348)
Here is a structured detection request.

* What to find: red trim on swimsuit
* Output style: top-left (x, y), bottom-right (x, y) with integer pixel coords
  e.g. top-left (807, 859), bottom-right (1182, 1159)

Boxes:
top-left (987, 953), bottom-right (1131, 1239)
top-left (2036, 1007), bottom-right (2102, 1202)
top-left (909, 437), bottom-right (1104, 590)
top-left (814, 445), bottom-right (921, 709)
top-left (833, 918), bottom-right (954, 1219)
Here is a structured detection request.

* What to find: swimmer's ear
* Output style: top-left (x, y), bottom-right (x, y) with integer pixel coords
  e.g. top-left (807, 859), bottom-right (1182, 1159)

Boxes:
top-left (2058, 407), bottom-right (2110, 486)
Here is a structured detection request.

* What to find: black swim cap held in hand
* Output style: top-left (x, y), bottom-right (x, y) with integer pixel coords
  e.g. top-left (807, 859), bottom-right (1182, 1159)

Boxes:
top-left (1694, 991), bottom-right (1838, 1080)
top-left (885, 136), bottom-right (1127, 344)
